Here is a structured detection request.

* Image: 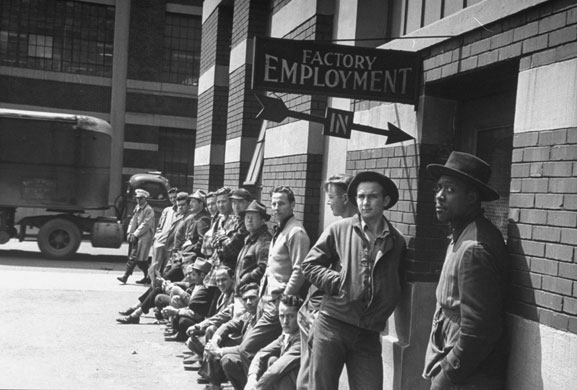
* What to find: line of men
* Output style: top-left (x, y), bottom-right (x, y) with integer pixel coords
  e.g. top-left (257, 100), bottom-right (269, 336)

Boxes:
top-left (115, 151), bottom-right (509, 390)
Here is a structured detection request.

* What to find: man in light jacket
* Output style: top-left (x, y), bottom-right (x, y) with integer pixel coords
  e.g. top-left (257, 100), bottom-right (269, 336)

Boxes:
top-left (302, 171), bottom-right (406, 390)
top-left (118, 189), bottom-right (156, 284)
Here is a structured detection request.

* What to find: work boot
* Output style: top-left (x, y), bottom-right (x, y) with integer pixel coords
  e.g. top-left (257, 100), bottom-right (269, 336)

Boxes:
top-left (116, 315), bottom-right (140, 324)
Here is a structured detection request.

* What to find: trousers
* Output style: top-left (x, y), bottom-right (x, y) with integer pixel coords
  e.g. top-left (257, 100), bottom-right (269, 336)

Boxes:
top-left (309, 312), bottom-right (383, 390)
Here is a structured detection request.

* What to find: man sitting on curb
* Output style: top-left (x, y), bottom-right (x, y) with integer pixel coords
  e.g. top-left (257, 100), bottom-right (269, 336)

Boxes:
top-left (187, 283), bottom-right (260, 388)
top-left (116, 259), bottom-right (210, 324)
top-left (245, 295), bottom-right (303, 390)
top-left (163, 267), bottom-right (235, 342)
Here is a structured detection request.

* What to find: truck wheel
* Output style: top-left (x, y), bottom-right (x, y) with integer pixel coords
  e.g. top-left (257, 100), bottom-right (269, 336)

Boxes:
top-left (37, 218), bottom-right (81, 259)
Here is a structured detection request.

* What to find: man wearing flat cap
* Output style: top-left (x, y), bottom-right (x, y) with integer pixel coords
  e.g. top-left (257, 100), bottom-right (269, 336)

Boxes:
top-left (175, 190), bottom-right (212, 263)
top-left (302, 171), bottom-right (406, 390)
top-left (423, 152), bottom-right (509, 390)
top-left (118, 189), bottom-right (156, 284)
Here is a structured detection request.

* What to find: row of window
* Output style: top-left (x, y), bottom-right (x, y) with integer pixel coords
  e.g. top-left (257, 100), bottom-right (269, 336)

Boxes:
top-left (0, 0), bottom-right (200, 84)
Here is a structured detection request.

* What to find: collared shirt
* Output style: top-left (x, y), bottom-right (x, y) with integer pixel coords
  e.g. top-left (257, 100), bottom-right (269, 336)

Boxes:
top-left (261, 215), bottom-right (310, 301)
top-left (234, 224), bottom-right (272, 295)
top-left (154, 205), bottom-right (177, 246)
top-left (204, 213), bottom-right (247, 286)
top-left (423, 212), bottom-right (509, 384)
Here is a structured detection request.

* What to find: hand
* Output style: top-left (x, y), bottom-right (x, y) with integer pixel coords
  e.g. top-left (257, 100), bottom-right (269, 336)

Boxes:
top-left (186, 324), bottom-right (202, 336)
top-left (127, 233), bottom-right (135, 243)
top-left (161, 306), bottom-right (178, 317)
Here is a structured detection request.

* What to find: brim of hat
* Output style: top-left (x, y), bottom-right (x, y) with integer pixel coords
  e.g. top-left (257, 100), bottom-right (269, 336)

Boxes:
top-left (347, 171), bottom-right (399, 210)
top-left (427, 164), bottom-right (500, 201)
top-left (230, 195), bottom-right (251, 201)
top-left (239, 210), bottom-right (271, 221)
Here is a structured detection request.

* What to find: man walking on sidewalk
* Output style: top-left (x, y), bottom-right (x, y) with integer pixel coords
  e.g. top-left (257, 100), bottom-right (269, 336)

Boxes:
top-left (118, 189), bottom-right (155, 284)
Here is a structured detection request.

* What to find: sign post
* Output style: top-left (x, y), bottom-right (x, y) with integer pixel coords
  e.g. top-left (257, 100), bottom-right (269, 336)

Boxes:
top-left (255, 95), bottom-right (414, 145)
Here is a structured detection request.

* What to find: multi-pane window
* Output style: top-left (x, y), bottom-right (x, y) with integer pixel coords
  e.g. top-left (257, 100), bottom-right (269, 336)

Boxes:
top-left (389, 0), bottom-right (483, 37)
top-left (0, 0), bottom-right (114, 76)
top-left (162, 13), bottom-right (201, 86)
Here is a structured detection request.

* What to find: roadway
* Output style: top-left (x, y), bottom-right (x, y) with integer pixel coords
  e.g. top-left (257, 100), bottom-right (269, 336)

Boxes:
top-left (0, 240), bottom-right (210, 390)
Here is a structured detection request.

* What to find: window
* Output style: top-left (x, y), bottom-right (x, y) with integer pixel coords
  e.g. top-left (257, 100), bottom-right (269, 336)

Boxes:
top-left (162, 13), bottom-right (201, 85)
top-left (158, 127), bottom-right (196, 191)
top-left (0, 0), bottom-right (114, 76)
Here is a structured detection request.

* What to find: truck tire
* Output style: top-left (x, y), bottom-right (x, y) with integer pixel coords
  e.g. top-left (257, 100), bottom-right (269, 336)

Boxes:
top-left (37, 218), bottom-right (82, 259)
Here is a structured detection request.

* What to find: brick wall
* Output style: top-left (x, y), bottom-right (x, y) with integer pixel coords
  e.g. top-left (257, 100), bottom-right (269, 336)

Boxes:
top-left (200, 5), bottom-right (233, 74)
top-left (261, 154), bottom-right (323, 241)
top-left (423, 0), bottom-right (577, 80)
top-left (508, 128), bottom-right (577, 333)
top-left (346, 142), bottom-right (448, 283)
top-left (196, 86), bottom-right (230, 147)
top-left (194, 164), bottom-right (224, 193)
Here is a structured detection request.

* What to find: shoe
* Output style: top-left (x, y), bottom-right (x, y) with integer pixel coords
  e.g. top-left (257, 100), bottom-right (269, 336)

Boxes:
top-left (183, 355), bottom-right (200, 365)
top-left (116, 315), bottom-right (140, 324)
top-left (184, 362), bottom-right (201, 371)
top-left (118, 307), bottom-right (135, 316)
top-left (197, 377), bottom-right (209, 384)
top-left (165, 333), bottom-right (186, 342)
top-left (135, 277), bottom-right (151, 284)
top-left (117, 275), bottom-right (128, 284)
top-left (164, 328), bottom-right (176, 336)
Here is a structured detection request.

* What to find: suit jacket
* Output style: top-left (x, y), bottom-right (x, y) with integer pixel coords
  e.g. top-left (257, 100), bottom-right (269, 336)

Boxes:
top-left (246, 332), bottom-right (301, 389)
top-left (423, 212), bottom-right (509, 385)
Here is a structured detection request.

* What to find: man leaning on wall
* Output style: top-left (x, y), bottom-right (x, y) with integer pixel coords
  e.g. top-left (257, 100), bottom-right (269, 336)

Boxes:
top-left (302, 171), bottom-right (407, 390)
top-left (422, 151), bottom-right (509, 390)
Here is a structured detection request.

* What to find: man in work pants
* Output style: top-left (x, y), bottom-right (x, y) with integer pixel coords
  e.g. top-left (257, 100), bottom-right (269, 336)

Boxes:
top-left (118, 188), bottom-right (155, 284)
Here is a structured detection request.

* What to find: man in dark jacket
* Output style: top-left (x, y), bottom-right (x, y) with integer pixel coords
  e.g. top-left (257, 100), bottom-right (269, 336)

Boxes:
top-left (422, 152), bottom-right (509, 390)
top-left (302, 171), bottom-right (406, 390)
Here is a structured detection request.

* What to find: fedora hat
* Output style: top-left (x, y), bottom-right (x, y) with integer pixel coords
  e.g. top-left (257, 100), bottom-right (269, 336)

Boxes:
top-left (192, 258), bottom-right (212, 275)
top-left (347, 171), bottom-right (399, 210)
top-left (240, 200), bottom-right (271, 221)
top-left (427, 151), bottom-right (499, 201)
top-left (189, 189), bottom-right (207, 204)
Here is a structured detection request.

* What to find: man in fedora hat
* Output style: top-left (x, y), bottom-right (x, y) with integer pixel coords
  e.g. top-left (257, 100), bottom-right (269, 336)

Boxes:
top-left (423, 151), bottom-right (509, 390)
top-left (302, 171), bottom-right (406, 390)
top-left (234, 200), bottom-right (272, 296)
top-left (118, 188), bottom-right (156, 284)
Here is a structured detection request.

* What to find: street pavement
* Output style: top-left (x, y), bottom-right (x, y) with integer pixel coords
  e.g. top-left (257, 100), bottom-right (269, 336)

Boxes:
top-left (0, 239), bottom-right (211, 390)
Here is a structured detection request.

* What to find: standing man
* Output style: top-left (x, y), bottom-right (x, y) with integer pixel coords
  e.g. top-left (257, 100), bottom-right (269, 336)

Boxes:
top-left (423, 152), bottom-right (509, 390)
top-left (118, 189), bottom-right (156, 284)
top-left (325, 173), bottom-right (356, 218)
top-left (148, 187), bottom-right (179, 282)
top-left (302, 171), bottom-right (406, 390)
top-left (296, 173), bottom-right (355, 390)
top-left (239, 186), bottom-right (310, 371)
top-left (161, 192), bottom-right (192, 282)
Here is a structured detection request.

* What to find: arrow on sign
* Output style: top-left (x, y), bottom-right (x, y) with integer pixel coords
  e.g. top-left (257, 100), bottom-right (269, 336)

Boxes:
top-left (255, 95), bottom-right (414, 145)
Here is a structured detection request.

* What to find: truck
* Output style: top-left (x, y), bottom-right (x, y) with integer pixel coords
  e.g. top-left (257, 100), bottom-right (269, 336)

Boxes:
top-left (0, 109), bottom-right (171, 259)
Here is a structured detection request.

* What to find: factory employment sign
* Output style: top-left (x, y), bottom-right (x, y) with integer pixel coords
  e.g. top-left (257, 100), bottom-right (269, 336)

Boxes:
top-left (252, 37), bottom-right (420, 104)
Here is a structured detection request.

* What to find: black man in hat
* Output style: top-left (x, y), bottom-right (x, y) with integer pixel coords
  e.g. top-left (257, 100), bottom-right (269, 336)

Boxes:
top-left (423, 151), bottom-right (509, 390)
